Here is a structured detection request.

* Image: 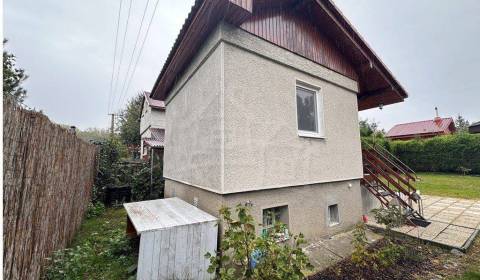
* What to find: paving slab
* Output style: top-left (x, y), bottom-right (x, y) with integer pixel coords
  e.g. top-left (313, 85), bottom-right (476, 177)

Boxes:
top-left (304, 228), bottom-right (382, 272)
top-left (367, 195), bottom-right (480, 251)
top-left (404, 221), bottom-right (449, 240)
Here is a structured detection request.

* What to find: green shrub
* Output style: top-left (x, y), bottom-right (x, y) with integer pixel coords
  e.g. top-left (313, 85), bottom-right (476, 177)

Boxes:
top-left (44, 243), bottom-right (95, 279)
top-left (370, 206), bottom-right (408, 268)
top-left (43, 226), bottom-right (132, 279)
top-left (375, 241), bottom-right (406, 267)
top-left (85, 202), bottom-right (106, 219)
top-left (205, 205), bottom-right (313, 280)
top-left (93, 138), bottom-right (164, 204)
top-left (351, 223), bottom-right (377, 269)
top-left (371, 206), bottom-right (405, 241)
top-left (389, 133), bottom-right (480, 174)
top-left (92, 138), bottom-right (127, 202)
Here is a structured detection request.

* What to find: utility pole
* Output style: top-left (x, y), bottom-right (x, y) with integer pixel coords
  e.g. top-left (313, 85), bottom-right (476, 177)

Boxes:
top-left (108, 113), bottom-right (115, 136)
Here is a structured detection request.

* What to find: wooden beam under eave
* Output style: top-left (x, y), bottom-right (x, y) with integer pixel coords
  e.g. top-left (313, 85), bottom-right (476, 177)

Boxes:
top-left (356, 60), bottom-right (373, 74)
top-left (358, 90), bottom-right (404, 111)
top-left (358, 86), bottom-right (392, 101)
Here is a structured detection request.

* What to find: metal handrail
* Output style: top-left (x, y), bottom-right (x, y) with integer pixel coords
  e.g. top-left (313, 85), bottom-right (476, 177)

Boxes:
top-left (371, 145), bottom-right (414, 182)
top-left (373, 143), bottom-right (418, 179)
top-left (362, 141), bottom-right (417, 181)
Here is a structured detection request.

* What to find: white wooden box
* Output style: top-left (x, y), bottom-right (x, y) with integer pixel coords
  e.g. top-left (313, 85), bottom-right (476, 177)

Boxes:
top-left (124, 198), bottom-right (218, 280)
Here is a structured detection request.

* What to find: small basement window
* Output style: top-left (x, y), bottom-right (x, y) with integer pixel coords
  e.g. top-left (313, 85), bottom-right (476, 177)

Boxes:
top-left (328, 204), bottom-right (340, 226)
top-left (296, 82), bottom-right (324, 138)
top-left (262, 206), bottom-right (289, 240)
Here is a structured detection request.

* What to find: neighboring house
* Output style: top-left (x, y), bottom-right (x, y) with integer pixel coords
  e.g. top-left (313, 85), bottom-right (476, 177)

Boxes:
top-left (386, 117), bottom-right (456, 141)
top-left (149, 0), bottom-right (409, 239)
top-left (140, 91), bottom-right (166, 158)
top-left (469, 121), bottom-right (480, 134)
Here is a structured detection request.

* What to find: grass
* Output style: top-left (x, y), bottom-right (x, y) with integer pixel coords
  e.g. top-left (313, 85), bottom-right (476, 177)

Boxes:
top-left (415, 172), bottom-right (480, 199)
top-left (455, 270), bottom-right (480, 280)
top-left (43, 207), bottom-right (137, 280)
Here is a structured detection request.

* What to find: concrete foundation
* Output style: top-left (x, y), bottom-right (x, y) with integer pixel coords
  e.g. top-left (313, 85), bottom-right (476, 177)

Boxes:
top-left (165, 178), bottom-right (366, 240)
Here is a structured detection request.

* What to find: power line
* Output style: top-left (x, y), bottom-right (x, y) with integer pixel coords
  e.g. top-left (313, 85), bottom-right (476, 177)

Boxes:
top-left (107, 0), bottom-right (124, 114)
top-left (117, 0), bottom-right (160, 109)
top-left (116, 0), bottom-right (151, 110)
top-left (111, 0), bottom-right (133, 113)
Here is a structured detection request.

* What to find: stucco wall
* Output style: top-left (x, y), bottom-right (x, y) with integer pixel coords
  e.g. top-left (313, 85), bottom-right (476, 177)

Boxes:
top-left (222, 27), bottom-right (363, 193)
top-left (165, 178), bottom-right (363, 240)
top-left (164, 22), bottom-right (363, 195)
top-left (163, 38), bottom-right (223, 193)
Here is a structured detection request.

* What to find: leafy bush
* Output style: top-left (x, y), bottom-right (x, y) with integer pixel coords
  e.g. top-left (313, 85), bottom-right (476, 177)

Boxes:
top-left (129, 158), bottom-right (164, 201)
top-left (205, 205), bottom-right (313, 280)
top-left (375, 241), bottom-right (406, 267)
top-left (43, 223), bottom-right (133, 279)
top-left (92, 138), bottom-right (127, 202)
top-left (104, 228), bottom-right (133, 258)
top-left (372, 206), bottom-right (405, 240)
top-left (389, 133), bottom-right (480, 174)
top-left (85, 202), bottom-right (106, 219)
top-left (44, 243), bottom-right (96, 279)
top-left (92, 138), bottom-right (163, 204)
top-left (370, 206), bottom-right (408, 268)
top-left (351, 223), bottom-right (377, 269)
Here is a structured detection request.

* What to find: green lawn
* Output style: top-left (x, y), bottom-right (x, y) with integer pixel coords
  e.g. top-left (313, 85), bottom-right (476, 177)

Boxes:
top-left (44, 207), bottom-right (137, 279)
top-left (416, 172), bottom-right (480, 199)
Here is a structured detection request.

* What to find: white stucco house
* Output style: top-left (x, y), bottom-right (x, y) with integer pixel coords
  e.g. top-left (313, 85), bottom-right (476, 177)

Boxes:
top-left (147, 0), bottom-right (414, 239)
top-left (140, 91), bottom-right (166, 159)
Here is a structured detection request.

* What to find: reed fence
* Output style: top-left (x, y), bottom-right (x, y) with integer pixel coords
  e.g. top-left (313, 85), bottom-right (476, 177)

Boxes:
top-left (3, 98), bottom-right (97, 279)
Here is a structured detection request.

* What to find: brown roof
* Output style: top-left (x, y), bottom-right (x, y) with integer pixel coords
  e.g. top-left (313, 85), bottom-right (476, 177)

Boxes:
top-left (150, 0), bottom-right (408, 110)
top-left (386, 117), bottom-right (455, 139)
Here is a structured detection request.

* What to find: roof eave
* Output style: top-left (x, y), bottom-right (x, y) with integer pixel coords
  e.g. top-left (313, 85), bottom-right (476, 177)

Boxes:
top-left (152, 0), bottom-right (408, 108)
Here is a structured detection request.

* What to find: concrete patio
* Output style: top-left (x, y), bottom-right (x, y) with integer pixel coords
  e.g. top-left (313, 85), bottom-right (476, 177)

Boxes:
top-left (368, 195), bottom-right (480, 251)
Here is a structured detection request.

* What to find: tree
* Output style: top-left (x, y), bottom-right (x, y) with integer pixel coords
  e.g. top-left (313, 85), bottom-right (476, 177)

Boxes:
top-left (77, 127), bottom-right (110, 142)
top-left (3, 39), bottom-right (28, 103)
top-left (359, 118), bottom-right (385, 137)
top-left (455, 114), bottom-right (470, 133)
top-left (118, 93), bottom-right (143, 146)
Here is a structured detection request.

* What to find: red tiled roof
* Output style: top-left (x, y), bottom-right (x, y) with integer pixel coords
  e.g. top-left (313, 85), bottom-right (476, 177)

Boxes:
top-left (144, 128), bottom-right (165, 148)
top-left (386, 117), bottom-right (455, 139)
top-left (144, 91), bottom-right (165, 110)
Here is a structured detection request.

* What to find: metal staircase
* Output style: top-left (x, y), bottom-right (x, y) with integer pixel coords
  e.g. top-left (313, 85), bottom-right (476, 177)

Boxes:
top-left (361, 142), bottom-right (430, 227)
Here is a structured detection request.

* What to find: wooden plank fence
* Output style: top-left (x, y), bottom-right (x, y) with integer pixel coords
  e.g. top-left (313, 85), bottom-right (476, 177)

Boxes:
top-left (3, 98), bottom-right (98, 280)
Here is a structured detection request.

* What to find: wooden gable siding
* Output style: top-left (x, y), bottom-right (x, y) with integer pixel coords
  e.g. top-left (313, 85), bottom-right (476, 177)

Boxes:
top-left (240, 6), bottom-right (359, 81)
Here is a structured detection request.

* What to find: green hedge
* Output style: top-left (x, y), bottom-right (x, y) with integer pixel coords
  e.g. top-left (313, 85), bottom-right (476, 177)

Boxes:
top-left (389, 133), bottom-right (480, 174)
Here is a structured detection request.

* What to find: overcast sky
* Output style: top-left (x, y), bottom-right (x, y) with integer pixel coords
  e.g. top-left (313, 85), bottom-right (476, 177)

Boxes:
top-left (4, 0), bottom-right (480, 130)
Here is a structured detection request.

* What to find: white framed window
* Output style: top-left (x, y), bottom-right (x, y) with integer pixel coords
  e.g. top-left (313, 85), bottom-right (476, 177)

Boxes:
top-left (328, 204), bottom-right (340, 226)
top-left (295, 81), bottom-right (325, 138)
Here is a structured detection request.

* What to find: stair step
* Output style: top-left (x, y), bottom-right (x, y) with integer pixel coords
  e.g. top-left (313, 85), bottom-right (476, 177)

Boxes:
top-left (362, 146), bottom-right (428, 224)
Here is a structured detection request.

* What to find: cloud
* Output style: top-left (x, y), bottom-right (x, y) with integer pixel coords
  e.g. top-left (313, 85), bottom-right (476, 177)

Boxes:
top-left (4, 0), bottom-right (194, 129)
top-left (5, 0), bottom-right (479, 130)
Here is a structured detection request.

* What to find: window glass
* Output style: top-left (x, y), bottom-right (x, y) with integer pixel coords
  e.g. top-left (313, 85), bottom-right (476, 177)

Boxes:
top-left (328, 204), bottom-right (339, 226)
top-left (296, 86), bottom-right (318, 132)
top-left (262, 206), bottom-right (289, 239)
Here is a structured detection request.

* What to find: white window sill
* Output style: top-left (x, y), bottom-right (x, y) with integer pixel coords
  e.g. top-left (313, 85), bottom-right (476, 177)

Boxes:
top-left (328, 222), bottom-right (340, 227)
top-left (298, 131), bottom-right (326, 139)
